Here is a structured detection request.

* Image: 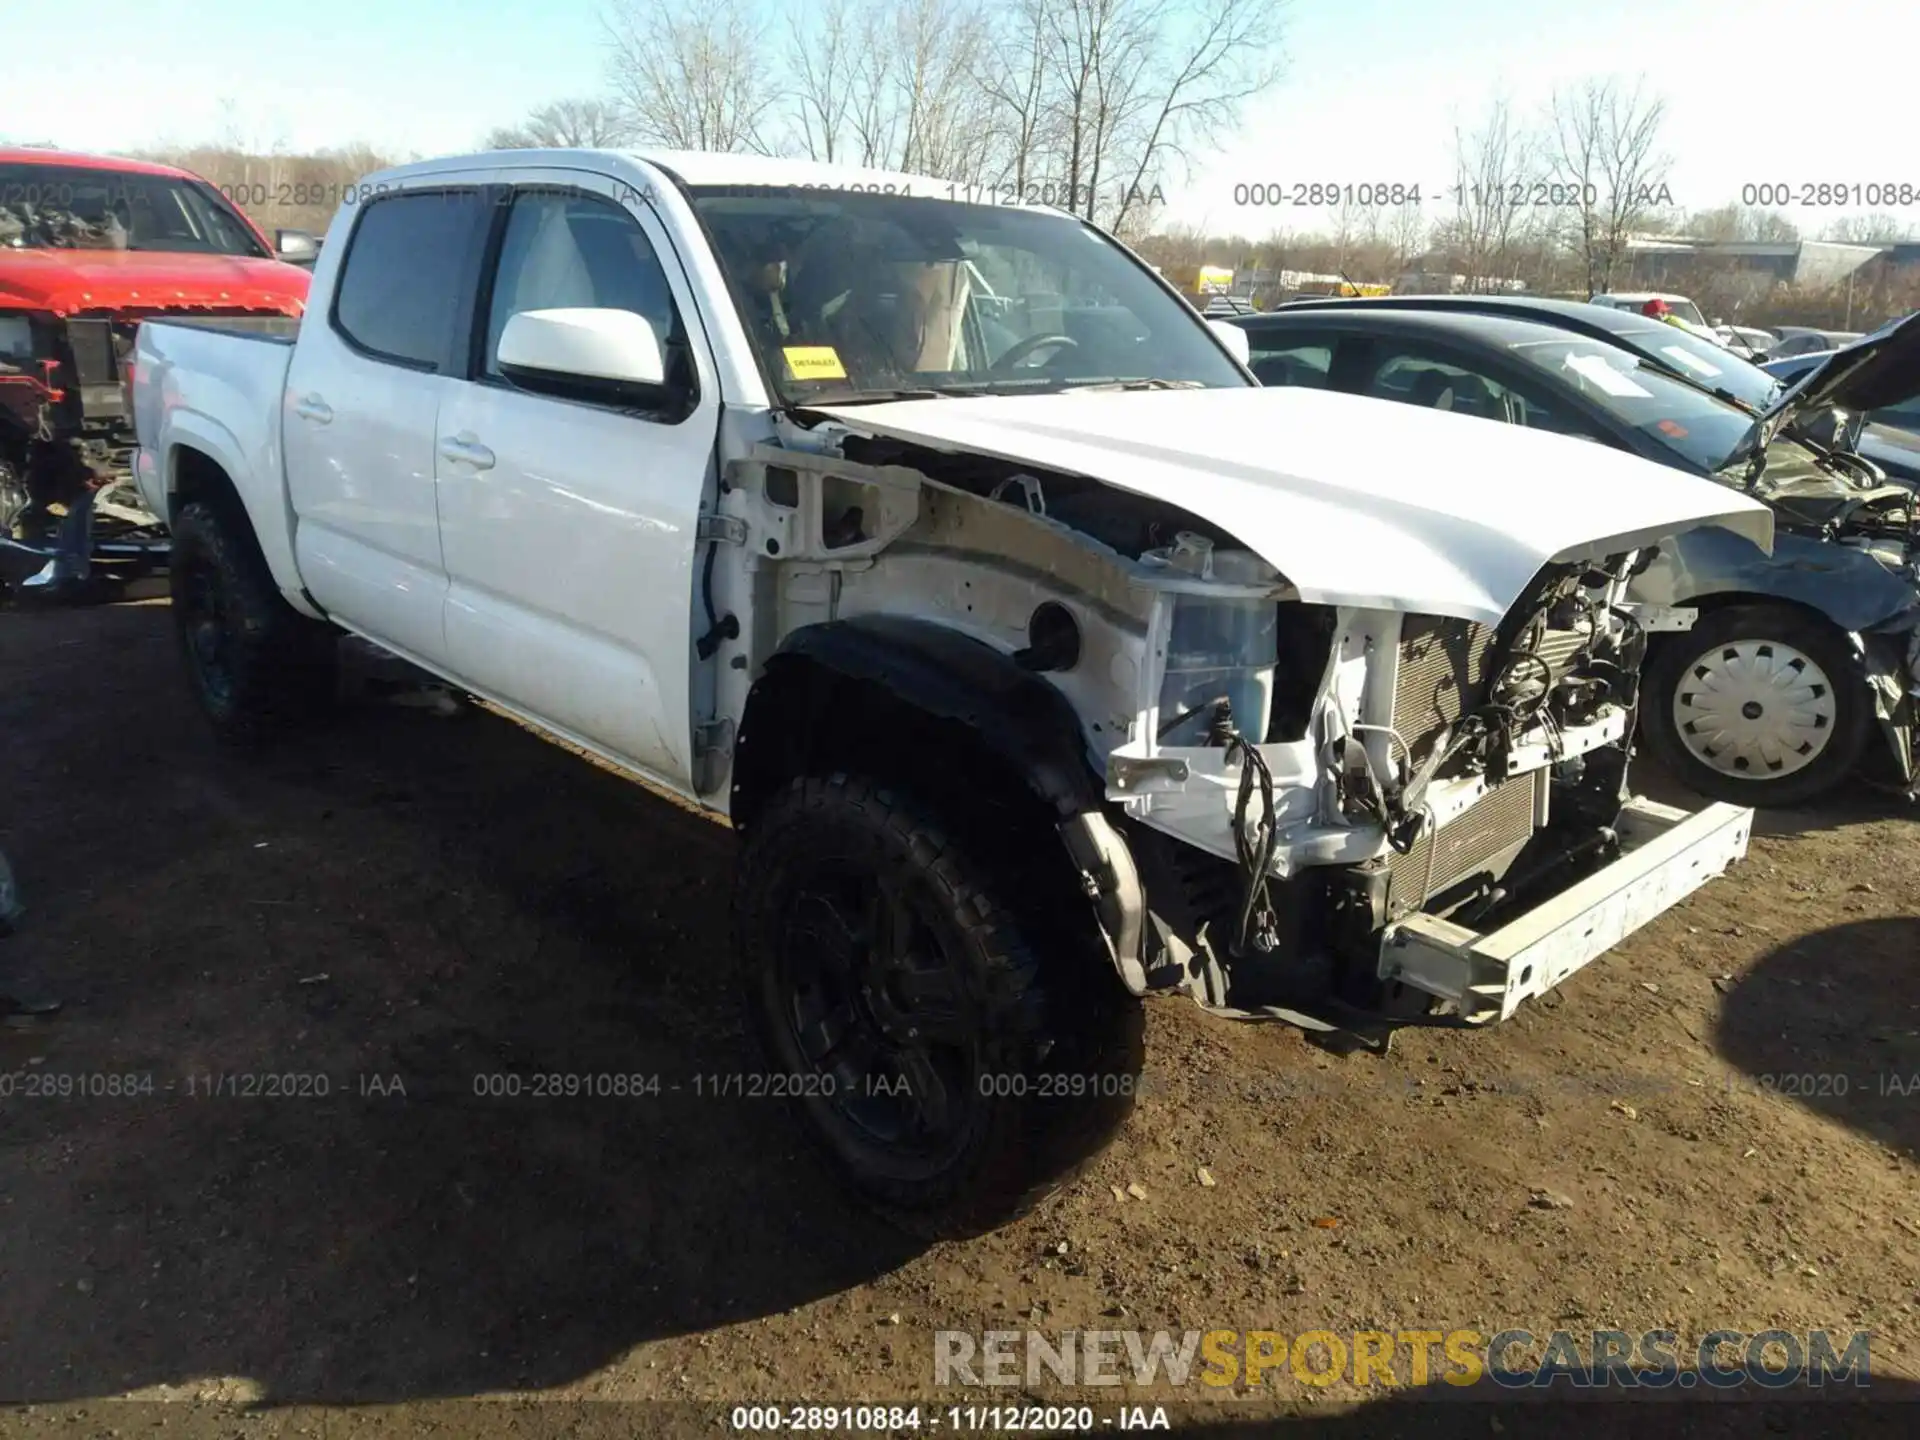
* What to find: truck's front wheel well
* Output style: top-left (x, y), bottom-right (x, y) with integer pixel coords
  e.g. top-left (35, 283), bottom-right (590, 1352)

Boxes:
top-left (731, 659), bottom-right (1069, 862)
top-left (728, 619), bottom-right (1137, 961)
top-left (168, 446), bottom-right (246, 531)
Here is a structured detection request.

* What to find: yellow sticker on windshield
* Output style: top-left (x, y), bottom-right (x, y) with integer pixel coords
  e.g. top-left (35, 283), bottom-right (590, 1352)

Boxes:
top-left (783, 346), bottom-right (848, 381)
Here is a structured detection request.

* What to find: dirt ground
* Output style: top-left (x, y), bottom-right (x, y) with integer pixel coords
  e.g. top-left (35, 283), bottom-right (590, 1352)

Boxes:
top-left (2, 599), bottom-right (1918, 1438)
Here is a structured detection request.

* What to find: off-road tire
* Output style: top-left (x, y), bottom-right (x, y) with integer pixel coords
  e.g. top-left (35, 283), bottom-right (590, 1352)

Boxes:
top-left (735, 774), bottom-right (1143, 1239)
top-left (169, 499), bottom-right (336, 744)
top-left (1641, 604), bottom-right (1869, 809)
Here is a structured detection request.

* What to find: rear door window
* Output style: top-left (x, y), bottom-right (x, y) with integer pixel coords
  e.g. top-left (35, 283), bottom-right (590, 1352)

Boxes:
top-left (1364, 342), bottom-right (1610, 441)
top-left (1246, 336), bottom-right (1334, 388)
top-left (1366, 350), bottom-right (1510, 419)
top-left (332, 190), bottom-right (487, 370)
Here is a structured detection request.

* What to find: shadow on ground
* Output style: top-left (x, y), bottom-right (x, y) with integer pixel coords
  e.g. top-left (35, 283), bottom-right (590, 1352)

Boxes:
top-left (1, 603), bottom-right (984, 1402)
top-left (1158, 1378), bottom-right (1920, 1438)
top-left (12, 1382), bottom-right (1915, 1439)
top-left (1630, 760), bottom-right (1912, 840)
top-left (1714, 916), bottom-right (1920, 1161)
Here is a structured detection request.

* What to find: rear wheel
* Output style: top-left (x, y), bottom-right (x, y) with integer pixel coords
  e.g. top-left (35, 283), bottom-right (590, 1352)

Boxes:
top-left (734, 774), bottom-right (1142, 1238)
top-left (1642, 604), bottom-right (1868, 808)
top-left (170, 499), bottom-right (336, 744)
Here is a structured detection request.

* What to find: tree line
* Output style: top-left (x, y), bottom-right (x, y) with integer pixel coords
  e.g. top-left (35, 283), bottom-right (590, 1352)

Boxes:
top-left (98, 0), bottom-right (1914, 325)
top-left (481, 0), bottom-right (1282, 240)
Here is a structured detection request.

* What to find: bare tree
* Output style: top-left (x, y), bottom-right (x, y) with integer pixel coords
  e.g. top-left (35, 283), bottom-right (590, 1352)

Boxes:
top-left (1440, 94), bottom-right (1542, 293)
top-left (603, 0), bottom-right (777, 153)
top-left (485, 98), bottom-right (635, 150)
top-left (1104, 0), bottom-right (1285, 233)
top-left (1036, 0), bottom-right (1121, 215)
top-left (1820, 212), bottom-right (1915, 244)
top-left (800, 0), bottom-right (998, 177)
top-left (1008, 0), bottom-right (1284, 231)
top-left (1545, 77), bottom-right (1672, 294)
top-left (847, 3), bottom-right (902, 167)
top-left (977, 0), bottom-right (1060, 191)
top-left (782, 0), bottom-right (860, 162)
top-left (585, 0), bottom-right (1281, 218)
top-left (1384, 198), bottom-right (1428, 274)
top-left (1682, 202), bottom-right (1799, 244)
top-left (893, 0), bottom-right (997, 176)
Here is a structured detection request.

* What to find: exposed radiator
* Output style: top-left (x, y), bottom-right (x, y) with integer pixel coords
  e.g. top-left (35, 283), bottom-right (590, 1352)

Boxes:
top-left (1393, 616), bottom-right (1495, 768)
top-left (1386, 769), bottom-right (1544, 918)
top-left (1393, 615), bottom-right (1594, 771)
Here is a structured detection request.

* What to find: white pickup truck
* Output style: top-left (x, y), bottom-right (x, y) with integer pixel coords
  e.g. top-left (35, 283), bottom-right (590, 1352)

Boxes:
top-left (133, 148), bottom-right (1773, 1234)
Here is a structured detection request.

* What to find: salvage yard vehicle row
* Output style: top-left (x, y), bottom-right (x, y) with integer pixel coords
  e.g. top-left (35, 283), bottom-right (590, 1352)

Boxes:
top-left (1232, 298), bottom-right (1920, 808)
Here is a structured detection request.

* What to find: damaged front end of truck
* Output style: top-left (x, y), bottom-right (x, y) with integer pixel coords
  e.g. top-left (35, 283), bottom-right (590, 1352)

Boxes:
top-left (715, 386), bottom-right (1772, 1043)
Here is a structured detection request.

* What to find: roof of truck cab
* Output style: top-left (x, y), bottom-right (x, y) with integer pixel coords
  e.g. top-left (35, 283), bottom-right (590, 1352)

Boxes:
top-left (634, 150), bottom-right (980, 194)
top-left (366, 148), bottom-right (1045, 209)
top-left (0, 147), bottom-right (197, 178)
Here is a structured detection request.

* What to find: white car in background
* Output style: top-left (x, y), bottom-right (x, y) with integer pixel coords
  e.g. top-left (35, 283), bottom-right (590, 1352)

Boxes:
top-left (1590, 292), bottom-right (1726, 346)
top-left (1713, 324), bottom-right (1776, 361)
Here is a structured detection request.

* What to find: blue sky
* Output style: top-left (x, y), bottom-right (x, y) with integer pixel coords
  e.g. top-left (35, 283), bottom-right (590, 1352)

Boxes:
top-left (4, 0), bottom-right (1914, 232)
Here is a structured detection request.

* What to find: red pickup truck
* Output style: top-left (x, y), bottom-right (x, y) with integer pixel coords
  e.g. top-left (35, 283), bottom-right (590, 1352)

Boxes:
top-left (1, 147), bottom-right (311, 597)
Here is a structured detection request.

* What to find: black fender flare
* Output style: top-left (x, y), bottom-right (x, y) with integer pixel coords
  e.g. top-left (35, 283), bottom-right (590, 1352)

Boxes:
top-left (732, 616), bottom-right (1148, 992)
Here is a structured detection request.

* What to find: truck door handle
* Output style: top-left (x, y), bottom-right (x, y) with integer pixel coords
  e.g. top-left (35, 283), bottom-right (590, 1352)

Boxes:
top-left (437, 434), bottom-right (496, 471)
top-left (293, 394), bottom-right (333, 424)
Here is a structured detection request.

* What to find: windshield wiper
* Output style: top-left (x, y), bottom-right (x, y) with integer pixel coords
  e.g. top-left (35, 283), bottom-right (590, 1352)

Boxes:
top-left (1056, 377), bottom-right (1208, 392)
top-left (792, 387), bottom-right (950, 406)
top-left (1706, 384), bottom-right (1761, 414)
top-left (1623, 349), bottom-right (1765, 415)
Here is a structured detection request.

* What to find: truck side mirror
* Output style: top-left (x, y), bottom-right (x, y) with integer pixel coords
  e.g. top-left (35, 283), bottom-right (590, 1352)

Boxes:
top-left (497, 307), bottom-right (676, 407)
top-left (1208, 319), bottom-right (1251, 366)
top-left (274, 229), bottom-right (320, 264)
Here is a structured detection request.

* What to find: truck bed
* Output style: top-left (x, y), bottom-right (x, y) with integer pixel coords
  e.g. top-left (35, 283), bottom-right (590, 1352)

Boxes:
top-left (130, 317), bottom-right (300, 532)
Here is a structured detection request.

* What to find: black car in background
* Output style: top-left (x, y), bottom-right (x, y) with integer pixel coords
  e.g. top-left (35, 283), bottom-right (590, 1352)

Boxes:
top-left (1770, 327), bottom-right (1863, 360)
top-left (1265, 295), bottom-right (1784, 412)
top-left (1230, 305), bottom-right (1920, 808)
top-left (1297, 296), bottom-right (1918, 492)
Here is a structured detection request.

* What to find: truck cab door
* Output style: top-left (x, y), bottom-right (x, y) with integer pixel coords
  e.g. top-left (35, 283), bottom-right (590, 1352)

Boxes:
top-left (283, 185), bottom-right (492, 665)
top-left (432, 169), bottom-right (720, 791)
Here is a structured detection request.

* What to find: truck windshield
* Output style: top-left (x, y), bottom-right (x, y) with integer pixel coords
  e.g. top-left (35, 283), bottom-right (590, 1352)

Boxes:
top-left (687, 185), bottom-right (1248, 403)
top-left (0, 164), bottom-right (266, 257)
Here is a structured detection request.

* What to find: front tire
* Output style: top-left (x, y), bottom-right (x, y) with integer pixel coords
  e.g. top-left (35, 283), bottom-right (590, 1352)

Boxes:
top-left (169, 500), bottom-right (336, 744)
top-left (1641, 604), bottom-right (1868, 808)
top-left (734, 774), bottom-right (1143, 1238)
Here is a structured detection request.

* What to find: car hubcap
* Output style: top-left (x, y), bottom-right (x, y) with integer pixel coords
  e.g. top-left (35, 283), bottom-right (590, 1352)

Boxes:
top-left (1672, 638), bottom-right (1836, 780)
top-left (778, 869), bottom-right (976, 1165)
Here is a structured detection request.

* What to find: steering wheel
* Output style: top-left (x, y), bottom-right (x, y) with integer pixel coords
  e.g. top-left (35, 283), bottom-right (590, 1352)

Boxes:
top-left (990, 332), bottom-right (1079, 374)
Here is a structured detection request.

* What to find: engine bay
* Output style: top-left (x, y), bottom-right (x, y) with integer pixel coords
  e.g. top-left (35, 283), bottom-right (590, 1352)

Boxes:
top-left (740, 429), bottom-right (1664, 1027)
